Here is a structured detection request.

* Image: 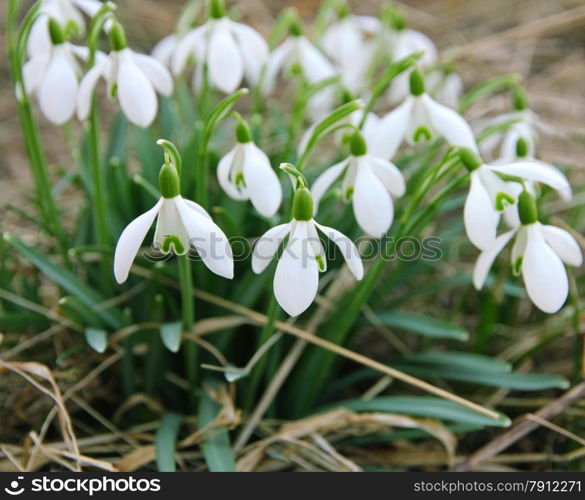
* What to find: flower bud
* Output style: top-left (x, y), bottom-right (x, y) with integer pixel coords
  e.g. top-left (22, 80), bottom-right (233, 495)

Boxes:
top-left (518, 190), bottom-right (538, 225)
top-left (292, 187), bottom-right (314, 221)
top-left (350, 130), bottom-right (367, 156)
top-left (108, 21), bottom-right (127, 51)
top-left (209, 0), bottom-right (226, 19)
top-left (516, 137), bottom-right (528, 158)
top-left (236, 118), bottom-right (252, 143)
top-left (409, 68), bottom-right (425, 96)
top-left (48, 18), bottom-right (66, 45)
top-left (459, 147), bottom-right (482, 172)
top-left (512, 88), bottom-right (528, 111)
top-left (159, 163), bottom-right (180, 199)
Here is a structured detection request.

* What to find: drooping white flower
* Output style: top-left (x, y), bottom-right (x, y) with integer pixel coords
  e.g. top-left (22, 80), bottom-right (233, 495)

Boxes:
top-left (371, 69), bottom-right (478, 160)
top-left (473, 191), bottom-right (582, 313)
top-left (217, 118), bottom-right (282, 218)
top-left (27, 0), bottom-right (103, 56)
top-left (385, 15), bottom-right (438, 104)
top-left (114, 161), bottom-right (233, 284)
top-left (152, 34), bottom-right (179, 68)
top-left (459, 148), bottom-right (571, 251)
top-left (321, 13), bottom-right (380, 93)
top-left (171, 0), bottom-right (268, 94)
top-left (311, 129), bottom-right (405, 237)
top-left (20, 20), bottom-right (90, 125)
top-left (77, 22), bottom-right (173, 127)
top-left (426, 69), bottom-right (463, 110)
top-left (252, 185), bottom-right (363, 316)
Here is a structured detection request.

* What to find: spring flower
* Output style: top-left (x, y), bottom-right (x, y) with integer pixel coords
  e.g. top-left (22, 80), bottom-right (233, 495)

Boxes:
top-left (171, 0), bottom-right (268, 94)
top-left (20, 20), bottom-right (89, 125)
top-left (77, 22), bottom-right (173, 127)
top-left (479, 93), bottom-right (554, 161)
top-left (459, 148), bottom-right (571, 251)
top-left (114, 156), bottom-right (233, 284)
top-left (371, 69), bottom-right (478, 160)
top-left (262, 19), bottom-right (336, 118)
top-left (384, 11), bottom-right (437, 104)
top-left (152, 34), bottom-right (178, 68)
top-left (252, 182), bottom-right (363, 316)
top-left (426, 68), bottom-right (463, 109)
top-left (312, 130), bottom-right (405, 237)
top-left (217, 117), bottom-right (282, 217)
top-left (321, 8), bottom-right (380, 93)
top-left (27, 0), bottom-right (103, 56)
top-left (473, 191), bottom-right (582, 313)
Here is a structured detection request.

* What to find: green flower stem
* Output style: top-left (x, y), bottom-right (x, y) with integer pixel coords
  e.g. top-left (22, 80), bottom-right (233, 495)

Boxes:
top-left (242, 293), bottom-right (280, 411)
top-left (7, 0), bottom-right (70, 267)
top-left (178, 255), bottom-right (197, 410)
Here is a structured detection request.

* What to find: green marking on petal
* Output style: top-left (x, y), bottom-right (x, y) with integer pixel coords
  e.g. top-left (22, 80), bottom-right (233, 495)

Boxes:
top-left (413, 126), bottom-right (432, 143)
top-left (495, 192), bottom-right (515, 212)
top-left (316, 254), bottom-right (326, 272)
top-left (513, 256), bottom-right (523, 276)
top-left (162, 235), bottom-right (186, 255)
top-left (235, 171), bottom-right (246, 188)
top-left (344, 186), bottom-right (354, 201)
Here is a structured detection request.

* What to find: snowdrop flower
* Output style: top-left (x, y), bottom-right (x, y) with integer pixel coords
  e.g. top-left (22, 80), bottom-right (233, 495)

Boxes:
top-left (252, 182), bottom-right (363, 316)
top-left (152, 34), bottom-right (179, 68)
top-left (321, 7), bottom-right (380, 93)
top-left (27, 0), bottom-right (103, 56)
top-left (371, 69), bottom-right (478, 160)
top-left (171, 0), bottom-right (268, 94)
top-left (217, 117), bottom-right (282, 217)
top-left (77, 22), bottom-right (173, 127)
top-left (20, 19), bottom-right (89, 125)
top-left (114, 155), bottom-right (233, 284)
top-left (263, 19), bottom-right (337, 119)
top-left (312, 130), bottom-right (405, 237)
top-left (479, 93), bottom-right (554, 161)
top-left (459, 148), bottom-right (571, 251)
top-left (473, 191), bottom-right (582, 313)
top-left (426, 68), bottom-right (463, 110)
top-left (383, 11), bottom-right (437, 104)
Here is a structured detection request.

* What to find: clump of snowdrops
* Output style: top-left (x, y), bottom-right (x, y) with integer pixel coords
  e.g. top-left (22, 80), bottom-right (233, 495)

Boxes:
top-left (3, 0), bottom-right (582, 471)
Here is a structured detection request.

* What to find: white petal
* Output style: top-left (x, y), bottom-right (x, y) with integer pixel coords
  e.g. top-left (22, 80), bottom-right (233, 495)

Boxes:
top-left (152, 34), bottom-right (177, 66)
top-left (117, 50), bottom-right (158, 127)
top-left (368, 156), bottom-right (406, 197)
top-left (472, 229), bottom-right (516, 289)
top-left (134, 53), bottom-right (174, 96)
top-left (394, 30), bottom-right (437, 66)
top-left (207, 23), bottom-right (244, 93)
top-left (73, 0), bottom-right (102, 17)
top-left (310, 159), bottom-right (348, 213)
top-left (175, 198), bottom-right (234, 279)
top-left (314, 222), bottom-right (364, 280)
top-left (262, 38), bottom-right (294, 94)
top-left (252, 223), bottom-right (291, 274)
top-left (27, 16), bottom-right (50, 57)
top-left (171, 26), bottom-right (207, 75)
top-left (353, 160), bottom-right (394, 237)
top-left (22, 52), bottom-right (50, 95)
top-left (489, 160), bottom-right (572, 201)
top-left (541, 225), bottom-right (582, 267)
top-left (183, 199), bottom-right (212, 221)
top-left (297, 37), bottom-right (336, 84)
top-left (39, 47), bottom-right (78, 125)
top-left (306, 220), bottom-right (327, 271)
top-left (421, 94), bottom-right (478, 152)
top-left (242, 143), bottom-right (282, 217)
top-left (464, 170), bottom-right (500, 250)
top-left (114, 200), bottom-right (162, 283)
top-left (273, 221), bottom-right (319, 317)
top-left (76, 58), bottom-right (107, 121)
top-left (370, 97), bottom-right (413, 160)
top-left (231, 21), bottom-right (268, 84)
top-left (522, 224), bottom-right (569, 313)
top-left (217, 147), bottom-right (247, 200)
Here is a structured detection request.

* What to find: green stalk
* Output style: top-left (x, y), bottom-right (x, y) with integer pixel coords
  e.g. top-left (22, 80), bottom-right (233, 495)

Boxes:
top-left (7, 0), bottom-right (70, 267)
top-left (178, 255), bottom-right (197, 410)
top-left (242, 293), bottom-right (280, 412)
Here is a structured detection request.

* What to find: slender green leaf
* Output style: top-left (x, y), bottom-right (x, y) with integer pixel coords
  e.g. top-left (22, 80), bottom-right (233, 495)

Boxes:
top-left (400, 352), bottom-right (512, 373)
top-left (374, 312), bottom-right (469, 340)
top-left (155, 413), bottom-right (183, 472)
